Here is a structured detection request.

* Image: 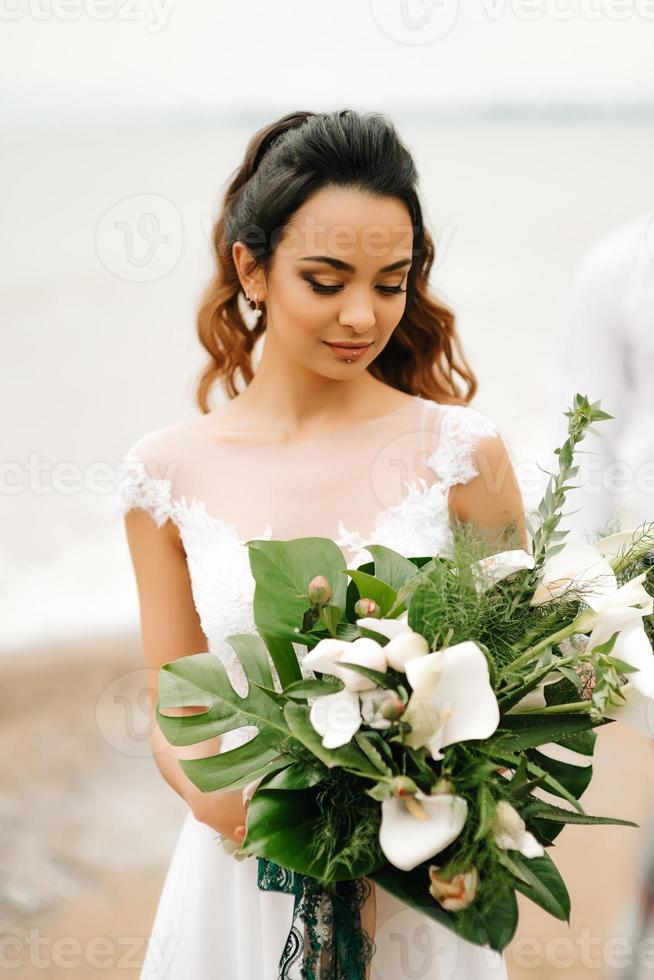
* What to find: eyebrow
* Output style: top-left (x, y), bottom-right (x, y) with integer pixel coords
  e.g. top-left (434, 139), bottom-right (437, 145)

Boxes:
top-left (299, 255), bottom-right (412, 273)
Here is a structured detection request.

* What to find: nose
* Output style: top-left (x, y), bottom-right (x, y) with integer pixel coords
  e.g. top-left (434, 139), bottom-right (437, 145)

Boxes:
top-left (337, 295), bottom-right (376, 333)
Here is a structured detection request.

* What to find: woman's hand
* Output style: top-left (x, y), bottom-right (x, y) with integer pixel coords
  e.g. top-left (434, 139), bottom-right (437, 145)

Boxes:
top-left (193, 787), bottom-right (250, 844)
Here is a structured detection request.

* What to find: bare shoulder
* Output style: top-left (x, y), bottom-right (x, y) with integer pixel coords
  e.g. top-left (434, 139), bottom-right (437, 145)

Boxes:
top-left (446, 414), bottom-right (527, 551)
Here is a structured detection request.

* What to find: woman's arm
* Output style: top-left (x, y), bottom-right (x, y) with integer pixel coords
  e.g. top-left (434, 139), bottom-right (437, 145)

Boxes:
top-left (123, 507), bottom-right (248, 843)
top-left (448, 433), bottom-right (529, 553)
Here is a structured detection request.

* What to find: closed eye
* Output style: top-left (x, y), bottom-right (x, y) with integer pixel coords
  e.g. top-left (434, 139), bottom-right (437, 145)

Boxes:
top-left (304, 276), bottom-right (406, 296)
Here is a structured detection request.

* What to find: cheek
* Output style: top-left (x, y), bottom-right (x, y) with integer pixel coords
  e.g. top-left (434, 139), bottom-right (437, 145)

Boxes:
top-left (277, 282), bottom-right (334, 339)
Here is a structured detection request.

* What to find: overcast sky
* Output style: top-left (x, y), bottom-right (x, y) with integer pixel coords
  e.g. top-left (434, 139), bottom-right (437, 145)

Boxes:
top-left (2, 0), bottom-right (654, 128)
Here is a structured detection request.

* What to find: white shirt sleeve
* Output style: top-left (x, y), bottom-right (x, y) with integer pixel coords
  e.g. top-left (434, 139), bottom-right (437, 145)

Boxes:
top-left (554, 213), bottom-right (653, 539)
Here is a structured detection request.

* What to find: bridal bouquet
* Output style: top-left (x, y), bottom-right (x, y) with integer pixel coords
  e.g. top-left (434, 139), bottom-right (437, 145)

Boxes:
top-left (156, 394), bottom-right (654, 978)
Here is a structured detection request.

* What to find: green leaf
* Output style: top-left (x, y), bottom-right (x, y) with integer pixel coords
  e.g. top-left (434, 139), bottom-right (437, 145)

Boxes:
top-left (179, 729), bottom-right (288, 792)
top-left (492, 712), bottom-right (597, 752)
top-left (354, 732), bottom-right (393, 775)
top-left (607, 658), bottom-right (640, 675)
top-left (365, 545), bottom-right (423, 591)
top-left (258, 634), bottom-right (303, 689)
top-left (258, 761), bottom-right (326, 791)
top-left (366, 781), bottom-right (392, 801)
top-left (557, 666), bottom-right (582, 689)
top-left (487, 748), bottom-right (585, 813)
top-left (319, 604), bottom-right (343, 636)
top-left (402, 744), bottom-right (437, 783)
top-left (521, 798), bottom-right (639, 829)
top-left (249, 681), bottom-right (287, 705)
top-left (347, 569), bottom-right (398, 616)
top-left (247, 536), bottom-right (349, 681)
top-left (359, 730), bottom-right (398, 771)
top-left (157, 642), bottom-right (288, 747)
top-left (242, 786), bottom-right (385, 880)
top-left (529, 748), bottom-right (593, 800)
top-left (498, 852), bottom-right (570, 922)
top-left (590, 631), bottom-right (620, 657)
top-left (473, 785), bottom-right (496, 842)
top-left (282, 677), bottom-right (345, 700)
top-left (556, 729), bottom-right (596, 756)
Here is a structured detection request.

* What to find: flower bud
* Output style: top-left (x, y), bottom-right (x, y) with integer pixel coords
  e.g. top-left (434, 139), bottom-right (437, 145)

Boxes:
top-left (390, 775), bottom-right (418, 797)
top-left (432, 777), bottom-right (454, 795)
top-left (428, 865), bottom-right (479, 911)
top-left (307, 575), bottom-right (332, 606)
top-left (380, 696), bottom-right (405, 721)
top-left (354, 598), bottom-right (379, 619)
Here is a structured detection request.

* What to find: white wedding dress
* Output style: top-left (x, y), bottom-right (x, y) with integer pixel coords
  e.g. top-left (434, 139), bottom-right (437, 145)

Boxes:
top-left (115, 393), bottom-right (510, 980)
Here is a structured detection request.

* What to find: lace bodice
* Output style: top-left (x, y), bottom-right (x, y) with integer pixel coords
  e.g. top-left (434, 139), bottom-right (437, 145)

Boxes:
top-left (114, 396), bottom-right (499, 749)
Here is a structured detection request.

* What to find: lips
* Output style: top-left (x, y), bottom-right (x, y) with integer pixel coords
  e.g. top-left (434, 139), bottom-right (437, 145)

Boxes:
top-left (325, 342), bottom-right (372, 348)
top-left (324, 341), bottom-right (373, 361)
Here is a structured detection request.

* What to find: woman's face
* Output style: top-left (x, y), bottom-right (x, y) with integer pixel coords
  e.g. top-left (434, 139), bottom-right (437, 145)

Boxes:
top-left (256, 186), bottom-right (415, 376)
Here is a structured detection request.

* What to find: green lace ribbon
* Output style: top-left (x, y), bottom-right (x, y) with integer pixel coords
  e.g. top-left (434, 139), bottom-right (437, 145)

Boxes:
top-left (257, 857), bottom-right (376, 979)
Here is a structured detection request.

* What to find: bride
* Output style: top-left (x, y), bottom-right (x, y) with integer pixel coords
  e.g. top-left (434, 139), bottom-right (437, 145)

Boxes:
top-left (117, 108), bottom-right (526, 979)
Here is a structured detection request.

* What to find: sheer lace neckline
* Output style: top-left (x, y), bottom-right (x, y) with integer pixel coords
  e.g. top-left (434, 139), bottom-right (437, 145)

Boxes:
top-left (200, 394), bottom-right (425, 450)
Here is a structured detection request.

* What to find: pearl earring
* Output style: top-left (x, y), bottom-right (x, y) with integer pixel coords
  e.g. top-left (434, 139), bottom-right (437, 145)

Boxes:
top-left (246, 292), bottom-right (263, 319)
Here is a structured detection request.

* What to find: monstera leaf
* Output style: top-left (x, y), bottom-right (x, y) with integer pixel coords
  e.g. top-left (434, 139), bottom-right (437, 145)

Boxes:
top-left (246, 536), bottom-right (350, 685)
top-left (156, 632), bottom-right (299, 793)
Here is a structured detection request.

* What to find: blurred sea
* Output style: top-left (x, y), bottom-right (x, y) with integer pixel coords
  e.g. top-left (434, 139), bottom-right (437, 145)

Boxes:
top-left (4, 109), bottom-right (654, 652)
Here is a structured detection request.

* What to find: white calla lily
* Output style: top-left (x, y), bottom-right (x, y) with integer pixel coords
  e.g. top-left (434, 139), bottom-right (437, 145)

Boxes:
top-left (530, 536), bottom-right (617, 608)
top-left (383, 632), bottom-right (430, 672)
top-left (309, 687), bottom-right (362, 749)
top-left (356, 609), bottom-right (412, 641)
top-left (305, 637), bottom-right (391, 746)
top-left (403, 641), bottom-right (500, 760)
top-left (581, 571), bottom-right (653, 619)
top-left (356, 610), bottom-right (430, 672)
top-left (379, 790), bottom-right (468, 871)
top-left (492, 800), bottom-right (544, 858)
top-left (337, 637), bottom-right (387, 691)
top-left (304, 636), bottom-right (387, 691)
top-left (302, 637), bottom-right (350, 675)
top-left (470, 549), bottom-right (535, 595)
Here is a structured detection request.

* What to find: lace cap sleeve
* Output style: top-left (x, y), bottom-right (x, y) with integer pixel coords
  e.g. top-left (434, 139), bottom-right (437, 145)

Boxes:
top-left (114, 423), bottom-right (184, 529)
top-left (426, 404), bottom-right (499, 488)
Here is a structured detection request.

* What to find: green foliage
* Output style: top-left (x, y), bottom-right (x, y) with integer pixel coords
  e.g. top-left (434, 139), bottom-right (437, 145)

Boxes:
top-left (497, 851), bottom-right (570, 921)
top-left (528, 393), bottom-right (613, 577)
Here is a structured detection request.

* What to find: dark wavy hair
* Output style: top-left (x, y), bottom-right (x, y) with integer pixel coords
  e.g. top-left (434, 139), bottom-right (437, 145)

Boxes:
top-left (196, 109), bottom-right (477, 412)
